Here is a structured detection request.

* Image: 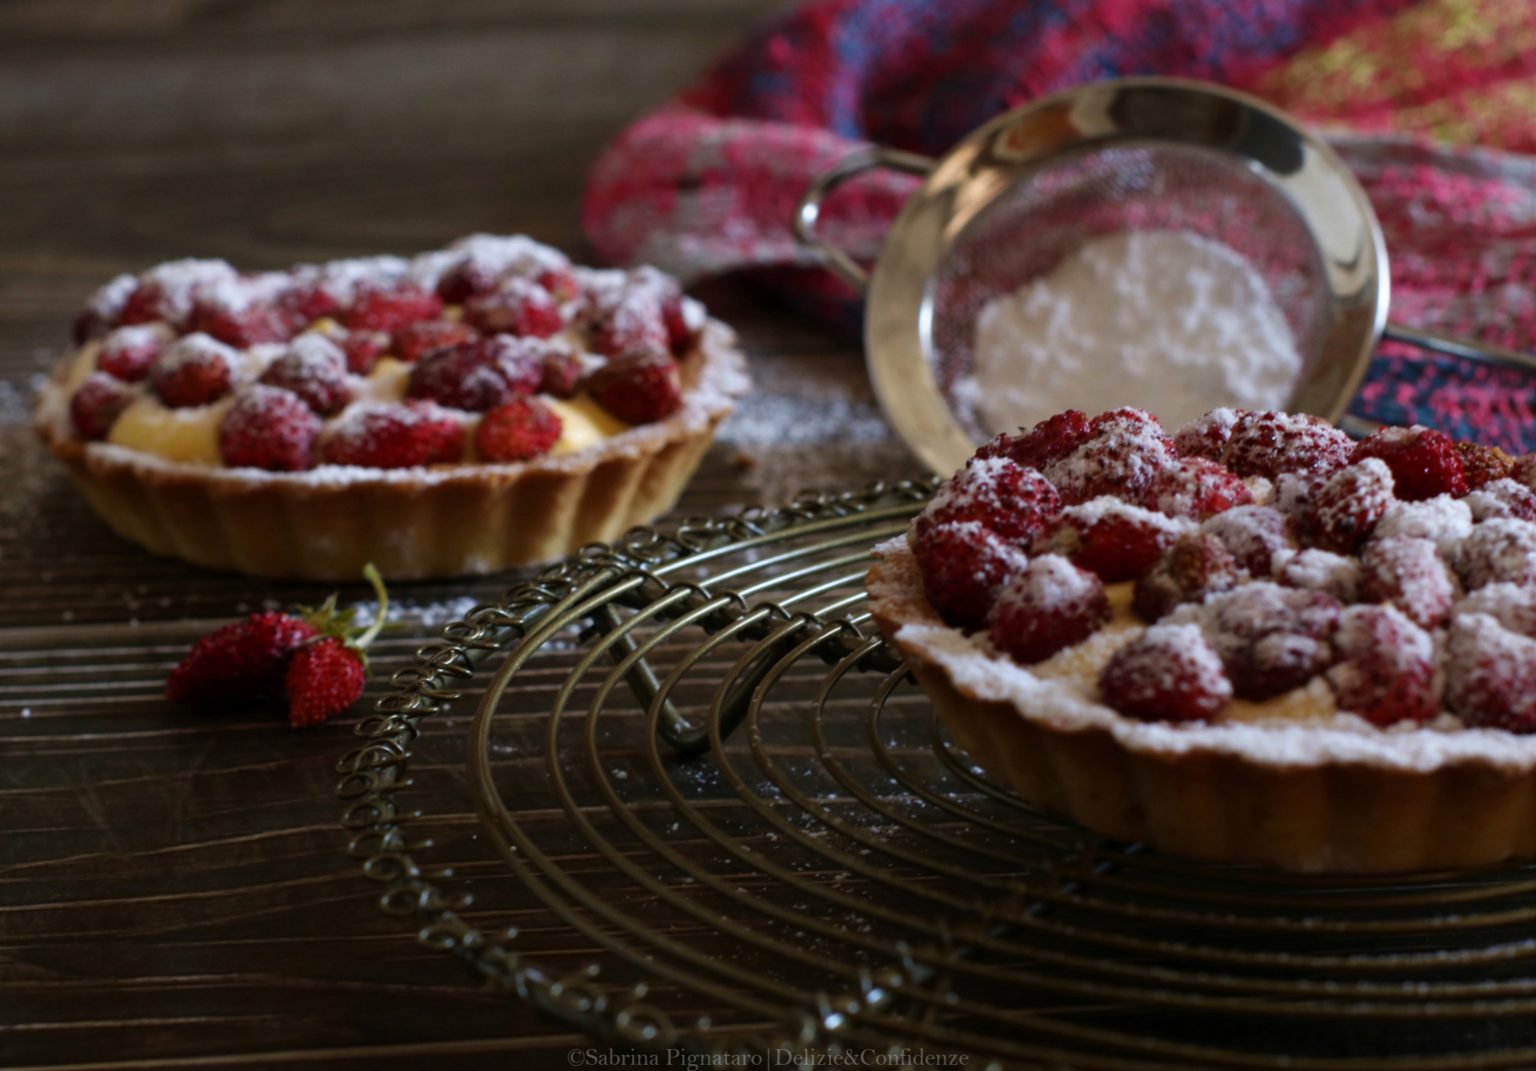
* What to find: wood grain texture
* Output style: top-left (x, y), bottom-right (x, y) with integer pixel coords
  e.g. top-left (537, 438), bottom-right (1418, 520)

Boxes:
top-left (0, 2), bottom-right (911, 1067)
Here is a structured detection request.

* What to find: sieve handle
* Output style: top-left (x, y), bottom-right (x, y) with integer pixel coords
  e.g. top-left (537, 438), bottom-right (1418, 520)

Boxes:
top-left (1383, 322), bottom-right (1536, 376)
top-left (794, 147), bottom-right (934, 290)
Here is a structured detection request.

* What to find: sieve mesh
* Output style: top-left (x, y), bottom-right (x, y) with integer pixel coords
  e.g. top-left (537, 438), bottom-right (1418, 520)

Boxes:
top-left (928, 144), bottom-right (1330, 440)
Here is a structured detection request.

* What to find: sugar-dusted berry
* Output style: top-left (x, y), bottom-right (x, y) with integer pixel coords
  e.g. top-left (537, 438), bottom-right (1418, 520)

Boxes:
top-left (916, 456), bottom-right (1061, 548)
top-left (1360, 535), bottom-right (1458, 628)
top-left (1042, 497), bottom-right (1194, 582)
top-left (988, 554), bottom-right (1109, 665)
top-left (976, 409), bottom-right (1093, 472)
top-left (1043, 408), bottom-right (1178, 505)
top-left (1372, 495), bottom-right (1472, 556)
top-left (1172, 407), bottom-right (1245, 460)
top-left (343, 282), bottom-right (443, 333)
top-left (585, 350), bottom-right (683, 425)
top-left (1100, 623), bottom-right (1232, 722)
top-left (464, 276), bottom-right (564, 338)
top-left (1456, 518), bottom-right (1536, 591)
top-left (1276, 548), bottom-right (1361, 602)
top-left (1133, 532), bottom-right (1245, 621)
top-left (218, 385), bottom-right (321, 472)
top-left (1326, 605), bottom-right (1438, 726)
top-left (538, 344), bottom-right (585, 398)
top-left (1302, 458), bottom-right (1394, 553)
top-left (69, 371), bottom-right (134, 440)
top-left (1456, 441), bottom-right (1514, 490)
top-left (149, 333), bottom-right (237, 408)
top-left (1178, 581), bottom-right (1340, 700)
top-left (97, 323), bottom-right (172, 382)
top-left (1458, 583), bottom-right (1536, 640)
top-left (393, 320), bottom-right (477, 363)
top-left (1145, 456), bottom-right (1252, 520)
top-left (914, 520), bottom-right (1030, 631)
top-left (1200, 505), bottom-right (1296, 576)
top-left (407, 336), bottom-right (542, 412)
top-left (259, 334), bottom-right (353, 416)
top-left (321, 401), bottom-right (465, 469)
top-left (1350, 425), bottom-right (1468, 501)
top-left (474, 396), bottom-right (563, 463)
top-left (1463, 478), bottom-right (1536, 524)
top-left (1444, 613), bottom-right (1536, 732)
top-left (1221, 410), bottom-right (1352, 480)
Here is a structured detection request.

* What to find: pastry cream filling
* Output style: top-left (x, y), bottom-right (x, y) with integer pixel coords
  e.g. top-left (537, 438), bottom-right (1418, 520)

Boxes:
top-left (1028, 581), bottom-right (1338, 723)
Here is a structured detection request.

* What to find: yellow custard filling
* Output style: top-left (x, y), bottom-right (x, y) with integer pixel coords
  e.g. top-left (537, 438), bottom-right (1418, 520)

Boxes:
top-left (1028, 582), bottom-right (1338, 723)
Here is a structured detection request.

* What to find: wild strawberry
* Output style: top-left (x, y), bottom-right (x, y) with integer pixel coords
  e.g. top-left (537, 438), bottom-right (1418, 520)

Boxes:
top-left (285, 638), bottom-right (367, 728)
top-left (258, 335), bottom-right (352, 416)
top-left (1271, 470), bottom-right (1330, 522)
top-left (74, 273), bottom-right (137, 343)
top-left (915, 520), bottom-right (1030, 630)
top-left (407, 336), bottom-right (542, 411)
top-left (165, 610), bottom-right (318, 704)
top-left (976, 409), bottom-right (1093, 471)
top-left (537, 265), bottom-right (581, 303)
top-left (1100, 623), bottom-right (1233, 722)
top-left (1326, 605), bottom-right (1438, 726)
top-left (1360, 536), bottom-right (1457, 628)
top-left (434, 259), bottom-right (500, 305)
top-left (916, 457), bottom-right (1061, 547)
top-left (464, 277), bottom-right (564, 338)
top-left (343, 282), bottom-right (443, 333)
top-left (338, 329), bottom-right (389, 375)
top-left (219, 385), bottom-right (321, 471)
top-left (1042, 498), bottom-right (1193, 582)
top-left (1302, 458), bottom-right (1394, 553)
top-left (1445, 613), bottom-right (1536, 732)
top-left (1221, 410), bottom-right (1352, 480)
top-left (322, 401), bottom-right (465, 469)
top-left (1350, 425), bottom-right (1467, 501)
top-left (97, 323), bottom-right (172, 382)
top-left (1456, 518), bottom-right (1536, 590)
top-left (393, 320), bottom-right (477, 363)
top-left (1276, 548), bottom-right (1361, 602)
top-left (538, 345), bottom-right (585, 398)
top-left (591, 290), bottom-right (670, 358)
top-left (1458, 583), bottom-right (1536, 640)
top-left (1372, 496), bottom-right (1472, 556)
top-left (1144, 456), bottom-right (1251, 520)
top-left (1464, 479), bottom-right (1536, 524)
top-left (1201, 505), bottom-right (1296, 576)
top-left (1456, 441), bottom-right (1514, 490)
top-left (188, 296), bottom-right (293, 347)
top-left (1043, 412), bottom-right (1178, 505)
top-left (119, 259), bottom-right (238, 328)
top-left (988, 554), bottom-right (1109, 665)
top-left (1133, 532), bottom-right (1245, 621)
top-left (1180, 582), bottom-right (1340, 700)
top-left (585, 351), bottom-right (683, 424)
top-left (281, 281), bottom-right (342, 324)
top-left (69, 372), bottom-right (135, 440)
top-left (1513, 454), bottom-right (1536, 492)
top-left (150, 333), bottom-right (237, 408)
top-left (1172, 407), bottom-right (1246, 460)
top-left (474, 396), bottom-right (563, 462)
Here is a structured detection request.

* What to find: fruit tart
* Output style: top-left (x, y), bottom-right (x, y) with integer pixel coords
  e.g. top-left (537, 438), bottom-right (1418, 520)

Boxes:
top-left (868, 406), bottom-right (1536, 872)
top-left (34, 235), bottom-right (749, 579)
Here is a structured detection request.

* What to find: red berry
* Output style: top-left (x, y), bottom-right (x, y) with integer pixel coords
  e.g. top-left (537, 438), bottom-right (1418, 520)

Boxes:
top-left (1303, 458), bottom-right (1395, 553)
top-left (1185, 582), bottom-right (1340, 700)
top-left (406, 336), bottom-right (542, 412)
top-left (915, 520), bottom-right (1030, 630)
top-left (1350, 425), bottom-right (1468, 501)
top-left (119, 259), bottom-right (239, 329)
top-left (343, 283), bottom-right (443, 333)
top-left (74, 273), bottom-right (137, 343)
top-left (1133, 532), bottom-right (1245, 621)
top-left (393, 320), bottom-right (477, 363)
top-left (259, 335), bottom-right (352, 416)
top-left (1460, 583), bottom-right (1536, 640)
top-left (538, 345), bottom-right (585, 398)
top-left (591, 290), bottom-right (670, 358)
top-left (1456, 441), bottom-right (1514, 490)
top-left (434, 260), bottom-right (500, 305)
top-left (916, 456), bottom-right (1061, 548)
top-left (1271, 470), bottom-right (1331, 522)
top-left (1221, 410), bottom-right (1352, 480)
top-left (988, 554), bottom-right (1109, 665)
top-left (585, 351), bottom-right (683, 425)
top-left (1445, 614), bottom-right (1536, 732)
top-left (338, 329), bottom-right (389, 375)
top-left (1043, 498), bottom-right (1193, 582)
top-left (150, 333), bottom-right (236, 408)
top-left (537, 265), bottom-right (580, 303)
top-left (976, 409), bottom-right (1093, 471)
top-left (165, 611), bottom-right (318, 704)
top-left (97, 324), bottom-right (171, 382)
top-left (1360, 536), bottom-right (1457, 629)
top-left (1144, 456), bottom-right (1252, 520)
top-left (284, 637), bottom-right (366, 728)
top-left (1100, 623), bottom-right (1233, 722)
top-left (321, 401), bottom-right (465, 469)
top-left (1326, 605), bottom-right (1438, 727)
top-left (1276, 548), bottom-right (1361, 602)
top-left (1043, 411), bottom-right (1178, 505)
top-left (1457, 518), bottom-right (1536, 590)
top-left (69, 372), bottom-right (135, 440)
top-left (281, 281), bottom-right (342, 324)
top-left (1464, 478), bottom-right (1536, 524)
top-left (1172, 407), bottom-right (1246, 460)
top-left (1200, 505), bottom-right (1296, 576)
top-left (1372, 496), bottom-right (1472, 555)
top-left (188, 296), bottom-right (294, 347)
top-left (474, 396), bottom-right (563, 462)
top-left (464, 277), bottom-right (564, 338)
top-left (219, 385), bottom-right (321, 472)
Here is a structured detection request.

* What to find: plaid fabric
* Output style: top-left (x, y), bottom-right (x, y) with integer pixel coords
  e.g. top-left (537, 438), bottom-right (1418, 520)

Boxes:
top-left (584, 0), bottom-right (1536, 448)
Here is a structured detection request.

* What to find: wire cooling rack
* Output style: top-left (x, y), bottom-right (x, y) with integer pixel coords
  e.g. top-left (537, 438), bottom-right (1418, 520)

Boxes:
top-left (337, 481), bottom-right (1536, 1069)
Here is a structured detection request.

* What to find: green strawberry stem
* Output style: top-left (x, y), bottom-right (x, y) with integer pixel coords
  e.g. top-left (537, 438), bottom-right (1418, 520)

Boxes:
top-left (354, 562), bottom-right (388, 652)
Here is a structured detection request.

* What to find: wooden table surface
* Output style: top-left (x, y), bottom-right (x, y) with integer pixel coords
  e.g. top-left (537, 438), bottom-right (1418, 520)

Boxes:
top-left (0, 4), bottom-right (922, 1067)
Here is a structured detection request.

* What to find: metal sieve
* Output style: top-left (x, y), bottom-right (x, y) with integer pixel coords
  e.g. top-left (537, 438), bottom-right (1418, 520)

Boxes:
top-left (795, 77), bottom-right (1536, 475)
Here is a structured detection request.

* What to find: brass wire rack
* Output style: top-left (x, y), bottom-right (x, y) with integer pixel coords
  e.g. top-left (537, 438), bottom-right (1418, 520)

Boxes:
top-left (338, 481), bottom-right (1536, 1069)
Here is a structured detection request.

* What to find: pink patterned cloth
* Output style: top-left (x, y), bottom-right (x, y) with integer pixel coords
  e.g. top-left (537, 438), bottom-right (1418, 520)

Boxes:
top-left (584, 0), bottom-right (1536, 448)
